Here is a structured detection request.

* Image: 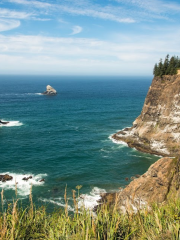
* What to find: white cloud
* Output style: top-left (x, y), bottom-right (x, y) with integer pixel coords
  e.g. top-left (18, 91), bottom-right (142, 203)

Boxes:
top-left (8, 0), bottom-right (52, 8)
top-left (8, 0), bottom-right (136, 23)
top-left (115, 0), bottom-right (180, 14)
top-left (0, 29), bottom-right (180, 75)
top-left (71, 26), bottom-right (82, 35)
top-left (6, 0), bottom-right (180, 24)
top-left (0, 8), bottom-right (31, 19)
top-left (0, 19), bottom-right (20, 32)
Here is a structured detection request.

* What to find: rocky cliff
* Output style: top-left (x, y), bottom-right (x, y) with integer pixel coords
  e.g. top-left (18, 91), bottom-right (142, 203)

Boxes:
top-left (112, 75), bottom-right (180, 157)
top-left (99, 157), bottom-right (180, 213)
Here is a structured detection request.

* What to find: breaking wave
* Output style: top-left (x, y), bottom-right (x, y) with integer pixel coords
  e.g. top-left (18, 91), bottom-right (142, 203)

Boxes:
top-left (0, 120), bottom-right (23, 127)
top-left (0, 172), bottom-right (47, 196)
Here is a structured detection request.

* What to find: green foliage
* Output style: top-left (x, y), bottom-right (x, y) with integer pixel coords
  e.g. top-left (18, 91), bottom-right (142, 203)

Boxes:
top-left (1, 190), bottom-right (180, 239)
top-left (153, 54), bottom-right (180, 77)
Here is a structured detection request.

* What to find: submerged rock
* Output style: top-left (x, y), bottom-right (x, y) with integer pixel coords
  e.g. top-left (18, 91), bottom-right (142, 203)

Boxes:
top-left (0, 174), bottom-right (13, 182)
top-left (42, 85), bottom-right (57, 95)
top-left (112, 75), bottom-right (180, 157)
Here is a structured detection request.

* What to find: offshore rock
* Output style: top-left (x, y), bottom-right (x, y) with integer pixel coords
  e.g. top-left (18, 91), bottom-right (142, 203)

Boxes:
top-left (112, 75), bottom-right (180, 157)
top-left (42, 85), bottom-right (57, 95)
top-left (22, 176), bottom-right (32, 181)
top-left (0, 174), bottom-right (13, 182)
top-left (98, 157), bottom-right (180, 213)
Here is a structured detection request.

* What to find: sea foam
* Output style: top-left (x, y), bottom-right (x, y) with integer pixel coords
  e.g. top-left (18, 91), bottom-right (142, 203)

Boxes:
top-left (40, 198), bottom-right (74, 212)
top-left (109, 134), bottom-right (128, 146)
top-left (78, 187), bottom-right (106, 210)
top-left (40, 187), bottom-right (106, 213)
top-left (0, 120), bottom-right (23, 127)
top-left (0, 172), bottom-right (47, 196)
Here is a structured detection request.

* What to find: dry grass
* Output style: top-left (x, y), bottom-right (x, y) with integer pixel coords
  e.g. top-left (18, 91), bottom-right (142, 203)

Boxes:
top-left (0, 189), bottom-right (180, 239)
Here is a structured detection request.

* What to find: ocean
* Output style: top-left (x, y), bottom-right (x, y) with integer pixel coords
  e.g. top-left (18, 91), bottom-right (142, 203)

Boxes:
top-left (0, 75), bottom-right (159, 211)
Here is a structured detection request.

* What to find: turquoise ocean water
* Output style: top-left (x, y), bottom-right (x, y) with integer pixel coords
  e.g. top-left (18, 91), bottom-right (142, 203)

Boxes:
top-left (0, 75), bottom-right (159, 210)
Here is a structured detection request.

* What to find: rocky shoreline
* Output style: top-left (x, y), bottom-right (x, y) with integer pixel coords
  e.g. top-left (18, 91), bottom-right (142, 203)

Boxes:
top-left (112, 75), bottom-right (180, 157)
top-left (0, 174), bottom-right (45, 183)
top-left (98, 75), bottom-right (180, 213)
top-left (96, 157), bottom-right (179, 213)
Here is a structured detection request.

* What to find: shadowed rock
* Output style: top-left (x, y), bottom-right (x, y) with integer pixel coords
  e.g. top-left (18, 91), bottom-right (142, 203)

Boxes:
top-left (39, 179), bottom-right (45, 182)
top-left (22, 176), bottom-right (32, 181)
top-left (0, 120), bottom-right (9, 124)
top-left (0, 174), bottom-right (13, 182)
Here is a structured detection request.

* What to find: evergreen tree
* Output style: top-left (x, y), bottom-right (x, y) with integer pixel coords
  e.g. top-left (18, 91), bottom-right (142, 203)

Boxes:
top-left (163, 54), bottom-right (169, 75)
top-left (153, 63), bottom-right (158, 76)
top-left (153, 54), bottom-right (180, 77)
top-left (158, 58), bottom-right (163, 77)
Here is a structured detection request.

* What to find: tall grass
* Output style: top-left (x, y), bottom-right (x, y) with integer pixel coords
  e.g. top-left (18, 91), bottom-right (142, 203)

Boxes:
top-left (0, 188), bottom-right (180, 240)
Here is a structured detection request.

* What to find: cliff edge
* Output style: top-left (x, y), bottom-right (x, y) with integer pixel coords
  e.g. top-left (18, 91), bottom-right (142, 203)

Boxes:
top-left (99, 157), bottom-right (180, 213)
top-left (112, 75), bottom-right (180, 157)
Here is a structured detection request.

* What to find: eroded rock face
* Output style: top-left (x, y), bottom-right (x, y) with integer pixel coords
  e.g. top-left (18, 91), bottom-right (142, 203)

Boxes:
top-left (42, 85), bottom-right (57, 95)
top-left (99, 157), bottom-right (180, 213)
top-left (112, 75), bottom-right (180, 156)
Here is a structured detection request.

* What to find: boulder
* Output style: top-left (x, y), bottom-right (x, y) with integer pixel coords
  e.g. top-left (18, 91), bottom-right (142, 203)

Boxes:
top-left (42, 85), bottom-right (57, 95)
top-left (0, 174), bottom-right (13, 182)
top-left (39, 179), bottom-right (45, 182)
top-left (22, 176), bottom-right (32, 181)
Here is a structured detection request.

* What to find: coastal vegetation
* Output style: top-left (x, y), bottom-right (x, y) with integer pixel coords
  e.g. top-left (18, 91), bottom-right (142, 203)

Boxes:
top-left (153, 55), bottom-right (180, 77)
top-left (1, 189), bottom-right (180, 239)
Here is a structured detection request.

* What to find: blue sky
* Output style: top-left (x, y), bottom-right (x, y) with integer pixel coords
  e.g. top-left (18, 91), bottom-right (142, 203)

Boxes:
top-left (0, 0), bottom-right (180, 76)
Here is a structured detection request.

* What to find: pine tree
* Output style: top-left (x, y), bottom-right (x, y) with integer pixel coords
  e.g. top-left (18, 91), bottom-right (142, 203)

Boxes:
top-left (158, 58), bottom-right (163, 77)
top-left (163, 54), bottom-right (169, 75)
top-left (153, 63), bottom-right (158, 76)
top-left (153, 55), bottom-right (180, 77)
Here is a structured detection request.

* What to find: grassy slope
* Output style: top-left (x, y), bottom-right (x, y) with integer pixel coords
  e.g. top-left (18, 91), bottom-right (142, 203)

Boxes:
top-left (1, 189), bottom-right (180, 240)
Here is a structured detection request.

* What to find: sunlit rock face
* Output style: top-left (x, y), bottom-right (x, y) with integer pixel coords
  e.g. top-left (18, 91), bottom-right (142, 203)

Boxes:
top-left (98, 157), bottom-right (180, 213)
top-left (112, 75), bottom-right (180, 157)
top-left (42, 85), bottom-right (57, 95)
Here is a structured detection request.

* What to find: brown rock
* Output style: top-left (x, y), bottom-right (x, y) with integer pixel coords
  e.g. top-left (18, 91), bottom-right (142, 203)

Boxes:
top-left (97, 157), bottom-right (180, 214)
top-left (22, 176), bottom-right (32, 181)
top-left (0, 174), bottom-right (13, 182)
top-left (112, 75), bottom-right (180, 157)
top-left (39, 179), bottom-right (45, 182)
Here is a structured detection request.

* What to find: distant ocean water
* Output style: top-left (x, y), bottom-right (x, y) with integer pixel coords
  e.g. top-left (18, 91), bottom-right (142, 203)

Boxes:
top-left (0, 75), bottom-right (159, 211)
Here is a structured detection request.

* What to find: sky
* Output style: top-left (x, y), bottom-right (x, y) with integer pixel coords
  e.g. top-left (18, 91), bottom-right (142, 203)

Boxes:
top-left (0, 0), bottom-right (180, 76)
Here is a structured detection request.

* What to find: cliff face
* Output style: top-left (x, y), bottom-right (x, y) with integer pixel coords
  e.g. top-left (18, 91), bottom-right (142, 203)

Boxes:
top-left (100, 157), bottom-right (180, 213)
top-left (112, 75), bottom-right (180, 157)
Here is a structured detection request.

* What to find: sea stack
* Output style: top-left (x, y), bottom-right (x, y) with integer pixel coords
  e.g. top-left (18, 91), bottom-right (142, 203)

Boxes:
top-left (42, 85), bottom-right (57, 95)
top-left (112, 74), bottom-right (180, 157)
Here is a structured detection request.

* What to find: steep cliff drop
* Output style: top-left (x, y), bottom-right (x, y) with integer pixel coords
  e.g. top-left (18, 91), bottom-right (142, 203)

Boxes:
top-left (112, 75), bottom-right (180, 157)
top-left (99, 157), bottom-right (180, 213)
top-left (100, 74), bottom-right (180, 212)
